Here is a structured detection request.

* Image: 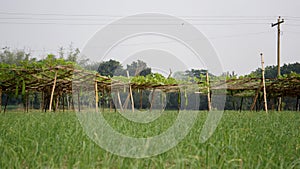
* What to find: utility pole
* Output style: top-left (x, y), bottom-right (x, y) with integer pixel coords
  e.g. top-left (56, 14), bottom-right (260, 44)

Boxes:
top-left (271, 16), bottom-right (284, 77)
top-left (271, 16), bottom-right (284, 111)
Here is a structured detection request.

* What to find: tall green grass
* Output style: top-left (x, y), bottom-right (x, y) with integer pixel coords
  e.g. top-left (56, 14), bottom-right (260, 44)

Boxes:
top-left (0, 111), bottom-right (300, 168)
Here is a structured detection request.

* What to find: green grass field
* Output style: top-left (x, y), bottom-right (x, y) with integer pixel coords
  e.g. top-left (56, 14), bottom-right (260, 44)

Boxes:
top-left (1, 111), bottom-right (300, 168)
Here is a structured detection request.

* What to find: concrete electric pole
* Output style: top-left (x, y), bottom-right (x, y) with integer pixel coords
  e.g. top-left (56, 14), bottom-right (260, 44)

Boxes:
top-left (271, 16), bottom-right (284, 111)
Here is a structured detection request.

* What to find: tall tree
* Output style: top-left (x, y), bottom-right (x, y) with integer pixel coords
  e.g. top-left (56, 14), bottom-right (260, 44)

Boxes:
top-left (97, 59), bottom-right (124, 77)
top-left (0, 47), bottom-right (33, 65)
top-left (126, 60), bottom-right (151, 76)
top-left (248, 62), bottom-right (300, 78)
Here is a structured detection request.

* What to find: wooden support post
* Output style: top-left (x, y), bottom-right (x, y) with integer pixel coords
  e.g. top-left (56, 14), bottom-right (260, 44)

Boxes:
top-left (62, 94), bottom-right (65, 112)
top-left (95, 80), bottom-right (98, 112)
top-left (78, 92), bottom-right (81, 112)
top-left (71, 97), bottom-right (75, 111)
top-left (129, 88), bottom-right (134, 112)
top-left (0, 87), bottom-right (2, 113)
top-left (41, 91), bottom-right (44, 111)
top-left (26, 92), bottom-right (29, 113)
top-left (67, 94), bottom-right (70, 110)
top-left (123, 93), bottom-right (130, 110)
top-left (149, 89), bottom-right (156, 112)
top-left (261, 53), bottom-right (268, 113)
top-left (296, 96), bottom-right (299, 111)
top-left (30, 93), bottom-right (33, 110)
top-left (110, 98), bottom-right (112, 112)
top-left (161, 92), bottom-right (165, 111)
top-left (117, 90), bottom-right (123, 112)
top-left (277, 97), bottom-right (282, 111)
top-left (250, 82), bottom-right (263, 111)
top-left (239, 97), bottom-right (244, 112)
top-left (177, 91), bottom-right (181, 111)
top-left (256, 93), bottom-right (262, 112)
top-left (55, 95), bottom-right (59, 112)
top-left (126, 71), bottom-right (134, 112)
top-left (206, 72), bottom-right (211, 111)
top-left (109, 91), bottom-right (112, 112)
top-left (102, 90), bottom-right (105, 112)
top-left (49, 71), bottom-right (57, 112)
top-left (139, 90), bottom-right (143, 110)
top-left (4, 94), bottom-right (9, 113)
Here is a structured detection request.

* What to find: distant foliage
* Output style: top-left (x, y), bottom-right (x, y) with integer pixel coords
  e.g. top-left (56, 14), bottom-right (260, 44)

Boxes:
top-left (247, 62), bottom-right (300, 78)
top-left (97, 59), bottom-right (152, 77)
top-left (97, 59), bottom-right (124, 77)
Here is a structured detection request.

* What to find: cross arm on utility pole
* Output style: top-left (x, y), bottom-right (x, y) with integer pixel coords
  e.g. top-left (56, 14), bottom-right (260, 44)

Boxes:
top-left (271, 20), bottom-right (284, 27)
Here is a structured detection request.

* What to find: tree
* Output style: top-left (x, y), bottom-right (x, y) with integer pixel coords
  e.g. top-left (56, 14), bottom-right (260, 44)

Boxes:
top-left (83, 62), bottom-right (101, 71)
top-left (248, 62), bottom-right (300, 78)
top-left (0, 47), bottom-right (33, 65)
top-left (126, 60), bottom-right (151, 76)
top-left (57, 44), bottom-right (89, 67)
top-left (97, 59), bottom-right (124, 77)
top-left (185, 69), bottom-right (214, 78)
top-left (66, 43), bottom-right (80, 62)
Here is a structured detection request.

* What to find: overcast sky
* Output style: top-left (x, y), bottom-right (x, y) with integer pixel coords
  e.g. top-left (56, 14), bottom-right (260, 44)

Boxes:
top-left (0, 0), bottom-right (299, 75)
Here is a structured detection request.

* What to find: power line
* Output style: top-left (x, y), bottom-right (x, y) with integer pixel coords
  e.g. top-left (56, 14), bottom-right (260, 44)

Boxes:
top-left (284, 31), bottom-right (300, 34)
top-left (209, 31), bottom-right (272, 39)
top-left (0, 11), bottom-right (122, 17)
top-left (285, 24), bottom-right (300, 27)
top-left (282, 15), bottom-right (300, 19)
top-left (0, 17), bottom-right (275, 22)
top-left (0, 11), bottom-right (276, 20)
top-left (0, 21), bottom-right (269, 26)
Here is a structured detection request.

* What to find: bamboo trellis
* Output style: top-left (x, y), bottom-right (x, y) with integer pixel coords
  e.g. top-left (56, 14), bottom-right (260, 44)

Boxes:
top-left (0, 65), bottom-right (299, 112)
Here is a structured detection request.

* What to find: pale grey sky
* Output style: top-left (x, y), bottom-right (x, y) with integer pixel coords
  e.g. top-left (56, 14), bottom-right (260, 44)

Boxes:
top-left (0, 0), bottom-right (300, 75)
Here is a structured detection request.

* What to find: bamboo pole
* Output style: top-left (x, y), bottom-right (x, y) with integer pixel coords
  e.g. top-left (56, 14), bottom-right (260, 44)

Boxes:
top-left (139, 90), bottom-right (143, 110)
top-left (123, 93), bottom-right (131, 110)
top-left (41, 91), bottom-right (44, 111)
top-left (62, 94), bottom-right (65, 112)
top-left (110, 99), bottom-right (112, 112)
top-left (67, 94), bottom-right (70, 110)
top-left (4, 94), bottom-right (9, 113)
top-left (149, 89), bottom-right (156, 112)
top-left (250, 82), bottom-right (263, 111)
top-left (206, 72), bottom-right (211, 111)
top-left (296, 96), bottom-right (299, 111)
top-left (277, 97), bottom-right (282, 111)
top-left (26, 92), bottom-right (29, 113)
top-left (117, 90), bottom-right (123, 112)
top-left (71, 96), bottom-right (75, 111)
top-left (55, 95), bottom-right (59, 112)
top-left (161, 92), bottom-right (165, 111)
top-left (261, 53), bottom-right (268, 113)
top-left (108, 90), bottom-right (112, 112)
top-left (184, 89), bottom-right (188, 110)
top-left (0, 87), bottom-right (2, 113)
top-left (49, 71), bottom-right (57, 112)
top-left (102, 90), bottom-right (105, 112)
top-left (95, 80), bottom-right (98, 112)
top-left (177, 91), bottom-right (181, 111)
top-left (78, 92), bottom-right (81, 112)
top-left (30, 93), bottom-right (33, 110)
top-left (239, 97), bottom-right (244, 112)
top-left (127, 71), bottom-right (134, 112)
